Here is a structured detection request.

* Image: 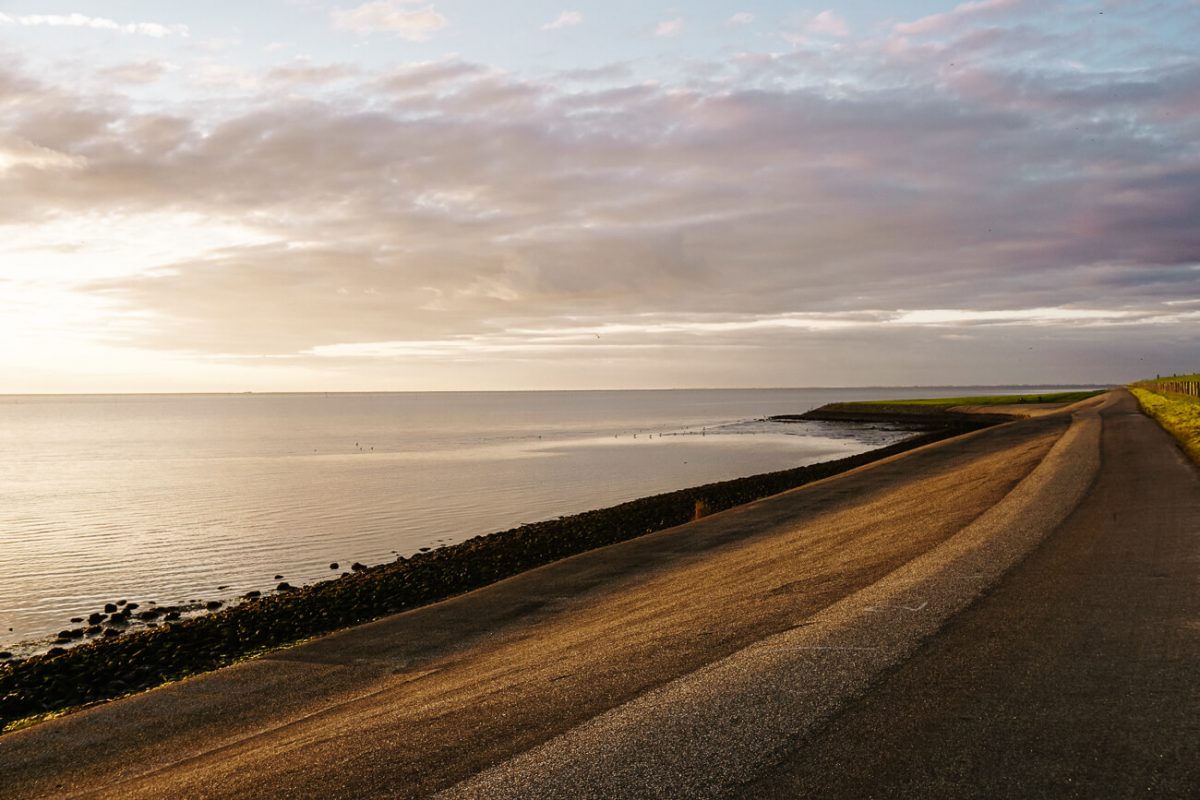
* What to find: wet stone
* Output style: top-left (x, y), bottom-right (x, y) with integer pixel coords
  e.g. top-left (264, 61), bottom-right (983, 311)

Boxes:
top-left (103, 603), bottom-right (118, 614)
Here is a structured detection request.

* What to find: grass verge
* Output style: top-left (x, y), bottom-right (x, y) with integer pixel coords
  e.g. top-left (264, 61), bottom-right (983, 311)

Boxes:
top-left (1130, 387), bottom-right (1200, 465)
top-left (848, 390), bottom-right (1104, 408)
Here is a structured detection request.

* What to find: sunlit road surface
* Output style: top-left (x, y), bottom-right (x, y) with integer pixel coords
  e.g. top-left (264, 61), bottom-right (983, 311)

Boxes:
top-left (4, 390), bottom-right (1195, 799)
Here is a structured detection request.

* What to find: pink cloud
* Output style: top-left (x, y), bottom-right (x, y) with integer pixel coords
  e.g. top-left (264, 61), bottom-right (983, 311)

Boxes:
top-left (895, 0), bottom-right (1030, 36)
top-left (654, 17), bottom-right (683, 38)
top-left (806, 10), bottom-right (850, 37)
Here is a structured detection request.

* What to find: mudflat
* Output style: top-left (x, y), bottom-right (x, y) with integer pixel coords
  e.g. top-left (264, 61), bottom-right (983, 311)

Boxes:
top-left (1, 396), bottom-right (1115, 798)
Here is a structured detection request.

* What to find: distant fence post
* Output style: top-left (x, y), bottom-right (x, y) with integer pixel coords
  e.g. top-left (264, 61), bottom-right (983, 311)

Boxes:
top-left (1145, 379), bottom-right (1200, 399)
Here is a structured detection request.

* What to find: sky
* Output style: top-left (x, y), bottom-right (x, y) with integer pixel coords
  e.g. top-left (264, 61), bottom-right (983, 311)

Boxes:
top-left (1, 0), bottom-right (1198, 392)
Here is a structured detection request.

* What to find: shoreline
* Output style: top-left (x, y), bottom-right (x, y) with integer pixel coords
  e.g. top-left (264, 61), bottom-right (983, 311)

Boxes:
top-left (0, 405), bottom-right (1002, 732)
top-left (1, 415), bottom-right (916, 657)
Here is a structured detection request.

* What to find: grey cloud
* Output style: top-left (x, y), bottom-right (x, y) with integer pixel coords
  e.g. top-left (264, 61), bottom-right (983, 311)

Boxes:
top-left (550, 63), bottom-right (634, 84)
top-left (374, 59), bottom-right (487, 93)
top-left (1, 16), bottom-right (1197, 375)
top-left (97, 61), bottom-right (171, 85)
top-left (267, 62), bottom-right (359, 85)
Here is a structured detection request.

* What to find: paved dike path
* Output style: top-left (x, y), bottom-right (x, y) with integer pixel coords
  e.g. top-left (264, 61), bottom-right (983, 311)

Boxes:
top-left (2, 389), bottom-right (1196, 798)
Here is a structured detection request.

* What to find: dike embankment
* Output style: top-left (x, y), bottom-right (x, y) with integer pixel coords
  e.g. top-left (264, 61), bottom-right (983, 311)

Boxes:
top-left (0, 407), bottom-right (998, 732)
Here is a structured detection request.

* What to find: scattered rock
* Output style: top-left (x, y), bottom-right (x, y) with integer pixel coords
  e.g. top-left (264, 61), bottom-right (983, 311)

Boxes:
top-left (84, 625), bottom-right (102, 636)
top-left (419, 547), bottom-right (431, 552)
top-left (125, 602), bottom-right (139, 610)
top-left (103, 603), bottom-right (118, 613)
top-left (69, 617), bottom-right (84, 623)
top-left (102, 628), bottom-right (121, 638)
top-left (329, 562), bottom-right (339, 570)
top-left (46, 647), bottom-right (67, 657)
top-left (88, 612), bottom-right (107, 625)
top-left (0, 651), bottom-right (12, 659)
top-left (205, 600), bottom-right (223, 611)
top-left (217, 585), bottom-right (229, 590)
top-left (137, 609), bottom-right (161, 620)
top-left (164, 611), bottom-right (181, 621)
top-left (276, 582), bottom-right (294, 592)
top-left (116, 600), bottom-right (127, 607)
top-left (274, 575), bottom-right (283, 580)
top-left (351, 562), bottom-right (367, 572)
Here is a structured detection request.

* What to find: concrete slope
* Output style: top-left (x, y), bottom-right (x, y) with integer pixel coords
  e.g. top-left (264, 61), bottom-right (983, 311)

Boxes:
top-left (740, 388), bottom-right (1200, 798)
top-left (0, 400), bottom-right (1095, 799)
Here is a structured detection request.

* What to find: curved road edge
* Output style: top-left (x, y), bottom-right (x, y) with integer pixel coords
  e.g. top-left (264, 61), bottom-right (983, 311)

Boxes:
top-left (438, 397), bottom-right (1107, 799)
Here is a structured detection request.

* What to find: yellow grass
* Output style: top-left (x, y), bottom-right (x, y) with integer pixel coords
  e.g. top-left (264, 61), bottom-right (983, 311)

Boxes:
top-left (1130, 387), bottom-right (1200, 466)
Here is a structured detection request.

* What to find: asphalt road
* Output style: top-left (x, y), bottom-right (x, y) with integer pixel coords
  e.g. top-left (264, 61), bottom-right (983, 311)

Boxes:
top-left (3, 389), bottom-right (1193, 799)
top-left (740, 388), bottom-right (1200, 798)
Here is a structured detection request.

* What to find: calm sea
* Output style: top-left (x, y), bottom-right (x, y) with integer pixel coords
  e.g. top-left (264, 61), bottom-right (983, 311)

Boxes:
top-left (0, 387), bottom-right (1091, 652)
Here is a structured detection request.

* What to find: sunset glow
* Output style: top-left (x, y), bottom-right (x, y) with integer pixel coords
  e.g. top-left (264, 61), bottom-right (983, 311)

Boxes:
top-left (2, 0), bottom-right (1198, 391)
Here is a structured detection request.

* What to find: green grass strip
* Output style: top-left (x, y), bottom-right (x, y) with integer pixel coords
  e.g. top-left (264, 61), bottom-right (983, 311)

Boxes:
top-left (1130, 387), bottom-right (1200, 466)
top-left (849, 390), bottom-right (1104, 408)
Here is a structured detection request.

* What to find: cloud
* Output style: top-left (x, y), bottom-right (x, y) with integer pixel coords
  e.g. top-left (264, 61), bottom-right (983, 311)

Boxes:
top-left (541, 11), bottom-right (583, 31)
top-left (806, 10), bottom-right (850, 37)
top-left (1, 2), bottom-right (1198, 388)
top-left (374, 59), bottom-right (487, 93)
top-left (0, 12), bottom-right (188, 37)
top-left (97, 61), bottom-right (173, 85)
top-left (895, 0), bottom-right (1029, 36)
top-left (331, 1), bottom-right (447, 40)
top-left (268, 62), bottom-right (359, 85)
top-left (653, 17), bottom-right (684, 37)
top-left (727, 12), bottom-right (754, 26)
